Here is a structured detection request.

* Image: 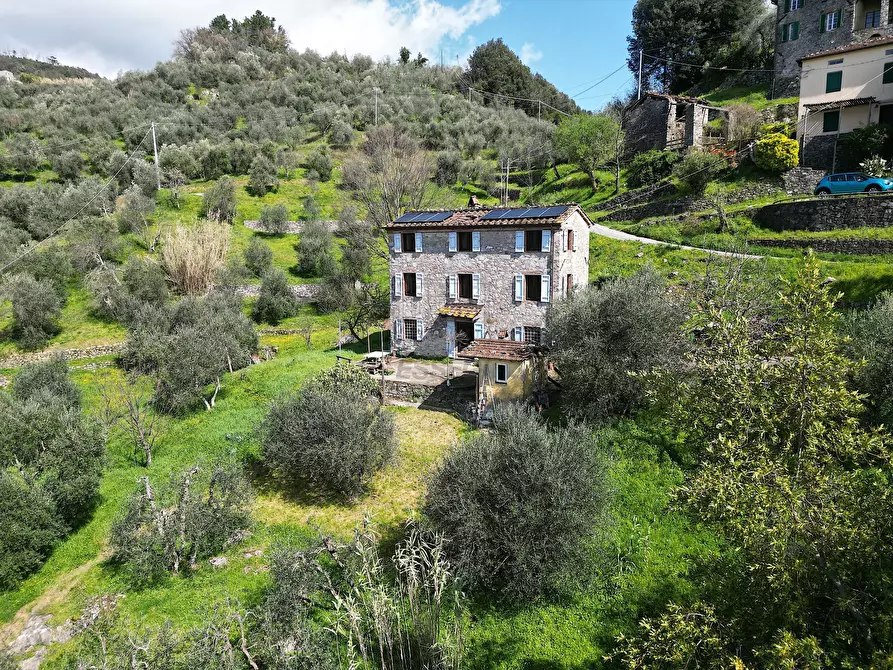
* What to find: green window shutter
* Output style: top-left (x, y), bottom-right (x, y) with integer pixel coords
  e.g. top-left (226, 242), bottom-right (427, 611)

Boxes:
top-left (782, 25), bottom-right (789, 42)
top-left (826, 71), bottom-right (842, 93)
top-left (885, 63), bottom-right (893, 84)
top-left (823, 111), bottom-right (840, 133)
top-left (785, 0), bottom-right (791, 12)
top-left (820, 12), bottom-right (827, 32)
top-left (792, 22), bottom-right (800, 40)
top-left (835, 9), bottom-right (841, 27)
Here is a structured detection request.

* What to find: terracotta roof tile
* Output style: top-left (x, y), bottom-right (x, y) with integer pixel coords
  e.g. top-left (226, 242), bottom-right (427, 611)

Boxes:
top-left (458, 339), bottom-right (537, 361)
top-left (384, 203), bottom-right (589, 230)
top-left (438, 304), bottom-right (483, 318)
top-left (799, 35), bottom-right (893, 63)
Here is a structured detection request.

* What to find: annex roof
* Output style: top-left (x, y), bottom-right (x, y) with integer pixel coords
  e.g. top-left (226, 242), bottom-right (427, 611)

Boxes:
top-left (385, 203), bottom-right (589, 230)
top-left (458, 339), bottom-right (537, 362)
top-left (438, 304), bottom-right (483, 319)
top-left (798, 35), bottom-right (893, 64)
top-left (804, 97), bottom-right (875, 111)
top-left (629, 91), bottom-right (725, 111)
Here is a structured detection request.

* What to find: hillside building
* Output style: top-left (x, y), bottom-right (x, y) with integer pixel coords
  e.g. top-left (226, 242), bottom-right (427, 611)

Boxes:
top-left (773, 0), bottom-right (893, 96)
top-left (385, 204), bottom-right (591, 360)
top-left (796, 35), bottom-right (893, 169)
top-left (625, 92), bottom-right (727, 155)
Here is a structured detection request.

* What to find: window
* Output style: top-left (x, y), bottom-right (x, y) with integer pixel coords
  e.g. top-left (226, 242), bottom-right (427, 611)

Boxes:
top-left (566, 273), bottom-right (574, 296)
top-left (495, 363), bottom-right (508, 384)
top-left (866, 9), bottom-right (882, 28)
top-left (458, 273), bottom-right (473, 299)
top-left (457, 231), bottom-right (473, 251)
top-left (884, 62), bottom-right (893, 84)
top-left (403, 272), bottom-right (420, 297)
top-left (782, 22), bottom-right (800, 41)
top-left (524, 230), bottom-right (542, 252)
top-left (524, 275), bottom-right (542, 302)
top-left (821, 9), bottom-right (841, 32)
top-left (830, 174), bottom-right (846, 182)
top-left (828, 58), bottom-right (843, 65)
top-left (826, 70), bottom-right (842, 93)
top-left (401, 232), bottom-right (416, 253)
top-left (789, 0), bottom-right (803, 9)
top-left (404, 319), bottom-right (419, 341)
top-left (523, 326), bottom-right (542, 344)
top-left (823, 110), bottom-right (840, 133)
top-left (566, 229), bottom-right (575, 251)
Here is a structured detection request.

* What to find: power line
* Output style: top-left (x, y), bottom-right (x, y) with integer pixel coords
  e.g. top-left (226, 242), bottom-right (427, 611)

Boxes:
top-left (0, 128), bottom-right (152, 276)
top-left (644, 53), bottom-right (776, 73)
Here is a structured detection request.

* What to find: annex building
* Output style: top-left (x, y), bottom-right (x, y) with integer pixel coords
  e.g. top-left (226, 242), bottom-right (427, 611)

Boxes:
top-left (385, 204), bottom-right (591, 359)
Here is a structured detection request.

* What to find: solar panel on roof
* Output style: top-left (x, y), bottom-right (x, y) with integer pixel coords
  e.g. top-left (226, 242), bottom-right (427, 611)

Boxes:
top-left (394, 211), bottom-right (452, 223)
top-left (541, 205), bottom-right (570, 217)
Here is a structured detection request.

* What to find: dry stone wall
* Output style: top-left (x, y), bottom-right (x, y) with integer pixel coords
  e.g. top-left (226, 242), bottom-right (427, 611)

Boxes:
top-left (0, 344), bottom-right (123, 370)
top-left (754, 195), bottom-right (893, 232)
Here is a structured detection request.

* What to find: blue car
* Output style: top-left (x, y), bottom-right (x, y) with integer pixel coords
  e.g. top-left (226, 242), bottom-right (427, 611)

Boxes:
top-left (814, 172), bottom-right (893, 196)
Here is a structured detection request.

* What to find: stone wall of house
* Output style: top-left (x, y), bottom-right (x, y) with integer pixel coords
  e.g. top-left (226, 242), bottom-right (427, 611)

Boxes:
top-left (601, 180), bottom-right (784, 222)
top-left (754, 195), bottom-right (893, 231)
top-left (750, 237), bottom-right (893, 254)
top-left (389, 214), bottom-right (590, 358)
top-left (782, 167), bottom-right (828, 194)
top-left (626, 97), bottom-right (671, 155)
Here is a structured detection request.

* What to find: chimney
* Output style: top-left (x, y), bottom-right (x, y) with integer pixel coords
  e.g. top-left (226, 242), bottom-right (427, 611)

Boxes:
top-left (468, 195), bottom-right (480, 208)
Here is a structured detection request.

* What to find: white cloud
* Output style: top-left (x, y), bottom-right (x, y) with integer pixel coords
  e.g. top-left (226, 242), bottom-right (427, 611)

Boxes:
top-left (0, 0), bottom-right (502, 78)
top-left (520, 42), bottom-right (543, 66)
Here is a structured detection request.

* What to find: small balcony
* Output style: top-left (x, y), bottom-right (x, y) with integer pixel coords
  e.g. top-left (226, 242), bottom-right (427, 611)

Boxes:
top-left (856, 0), bottom-right (884, 30)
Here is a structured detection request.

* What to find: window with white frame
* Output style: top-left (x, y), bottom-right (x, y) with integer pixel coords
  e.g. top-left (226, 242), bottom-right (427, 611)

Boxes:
top-left (404, 319), bottom-right (419, 340)
top-left (790, 0), bottom-right (802, 9)
top-left (495, 363), bottom-right (508, 384)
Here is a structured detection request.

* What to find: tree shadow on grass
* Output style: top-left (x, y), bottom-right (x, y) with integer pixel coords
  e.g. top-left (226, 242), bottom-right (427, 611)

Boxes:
top-left (243, 456), bottom-right (360, 510)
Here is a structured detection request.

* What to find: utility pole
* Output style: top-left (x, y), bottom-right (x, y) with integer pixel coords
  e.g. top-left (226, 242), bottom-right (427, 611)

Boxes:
top-left (151, 121), bottom-right (161, 191)
top-left (637, 49), bottom-right (644, 100)
top-left (538, 100), bottom-right (541, 121)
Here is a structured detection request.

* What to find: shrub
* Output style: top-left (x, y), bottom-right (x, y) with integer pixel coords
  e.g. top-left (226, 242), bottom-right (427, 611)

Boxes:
top-left (305, 146), bottom-right (333, 182)
top-left (117, 185), bottom-right (155, 235)
top-left (673, 151), bottom-right (727, 194)
top-left (244, 237), bottom-right (273, 276)
top-left (253, 268), bottom-right (298, 324)
top-left (4, 273), bottom-right (61, 349)
top-left (110, 460), bottom-right (252, 584)
top-left (262, 364), bottom-right (396, 496)
top-left (201, 176), bottom-right (237, 224)
top-left (12, 358), bottom-right (81, 409)
top-left (259, 203), bottom-right (289, 233)
top-left (0, 472), bottom-right (64, 590)
top-left (247, 155), bottom-right (278, 196)
top-left (435, 150), bottom-right (462, 186)
top-left (547, 269), bottom-right (686, 422)
top-left (839, 124), bottom-right (891, 171)
top-left (860, 154), bottom-right (891, 178)
top-left (423, 404), bottom-right (611, 600)
top-left (122, 256), bottom-right (168, 306)
top-left (131, 160), bottom-right (160, 198)
top-left (626, 149), bottom-right (681, 189)
top-left (725, 102), bottom-right (763, 147)
top-left (161, 222), bottom-right (229, 294)
top-left (328, 119), bottom-right (353, 147)
top-left (296, 220), bottom-right (335, 277)
top-left (754, 132), bottom-right (799, 172)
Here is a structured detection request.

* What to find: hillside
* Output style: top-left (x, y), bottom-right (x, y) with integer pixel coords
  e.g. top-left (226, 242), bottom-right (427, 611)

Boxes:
top-left (0, 54), bottom-right (99, 80)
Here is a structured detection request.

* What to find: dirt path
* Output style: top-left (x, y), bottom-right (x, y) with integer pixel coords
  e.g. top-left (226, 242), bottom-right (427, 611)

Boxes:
top-left (590, 222), bottom-right (763, 260)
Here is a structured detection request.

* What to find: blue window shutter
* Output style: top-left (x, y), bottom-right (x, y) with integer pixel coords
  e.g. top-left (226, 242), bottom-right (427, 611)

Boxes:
top-left (472, 273), bottom-right (480, 300)
top-left (474, 322), bottom-right (484, 340)
top-left (446, 320), bottom-right (456, 358)
top-left (417, 272), bottom-right (424, 296)
top-left (472, 231), bottom-right (481, 252)
top-left (396, 319), bottom-right (403, 341)
top-left (514, 274), bottom-right (523, 302)
top-left (542, 229), bottom-right (552, 252)
top-left (448, 231), bottom-right (457, 252)
top-left (541, 274), bottom-right (551, 303)
top-left (513, 327), bottom-right (522, 342)
top-left (448, 274), bottom-right (457, 299)
top-left (393, 274), bottom-right (402, 297)
top-left (416, 319), bottom-right (424, 341)
top-left (515, 231), bottom-right (524, 252)
top-left (415, 232), bottom-right (423, 252)
top-left (393, 233), bottom-right (402, 253)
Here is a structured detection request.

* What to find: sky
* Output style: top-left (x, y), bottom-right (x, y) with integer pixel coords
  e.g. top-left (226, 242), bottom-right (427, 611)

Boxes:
top-left (0, 0), bottom-right (637, 111)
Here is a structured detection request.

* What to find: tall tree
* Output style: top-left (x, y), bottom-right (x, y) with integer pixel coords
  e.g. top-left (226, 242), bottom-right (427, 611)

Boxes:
top-left (553, 114), bottom-right (621, 191)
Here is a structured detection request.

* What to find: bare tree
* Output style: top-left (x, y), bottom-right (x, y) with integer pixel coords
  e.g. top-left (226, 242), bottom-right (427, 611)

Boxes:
top-left (342, 125), bottom-right (433, 259)
top-left (99, 376), bottom-right (165, 468)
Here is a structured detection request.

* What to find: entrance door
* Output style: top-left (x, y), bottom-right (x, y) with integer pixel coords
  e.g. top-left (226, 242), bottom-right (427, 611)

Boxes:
top-left (880, 104), bottom-right (893, 127)
top-left (455, 319), bottom-right (474, 351)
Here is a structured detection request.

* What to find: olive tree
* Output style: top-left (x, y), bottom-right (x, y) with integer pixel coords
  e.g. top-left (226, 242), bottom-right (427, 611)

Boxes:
top-left (201, 176), bottom-right (237, 224)
top-left (423, 403), bottom-right (612, 600)
top-left (296, 220), bottom-right (335, 277)
top-left (547, 268), bottom-right (686, 422)
top-left (252, 268), bottom-right (298, 324)
top-left (843, 291), bottom-right (893, 426)
top-left (244, 236), bottom-right (273, 276)
top-left (262, 364), bottom-right (396, 496)
top-left (4, 273), bottom-right (61, 349)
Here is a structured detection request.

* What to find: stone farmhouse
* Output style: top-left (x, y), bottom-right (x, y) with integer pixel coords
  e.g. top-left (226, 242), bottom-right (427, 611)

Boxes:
top-left (773, 0), bottom-right (893, 96)
top-left (385, 204), bottom-right (591, 360)
top-left (796, 35), bottom-right (893, 169)
top-left (625, 92), bottom-right (728, 155)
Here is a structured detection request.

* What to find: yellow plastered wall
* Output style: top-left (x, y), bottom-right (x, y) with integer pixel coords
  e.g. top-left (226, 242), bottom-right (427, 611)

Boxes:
top-left (479, 358), bottom-right (532, 402)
